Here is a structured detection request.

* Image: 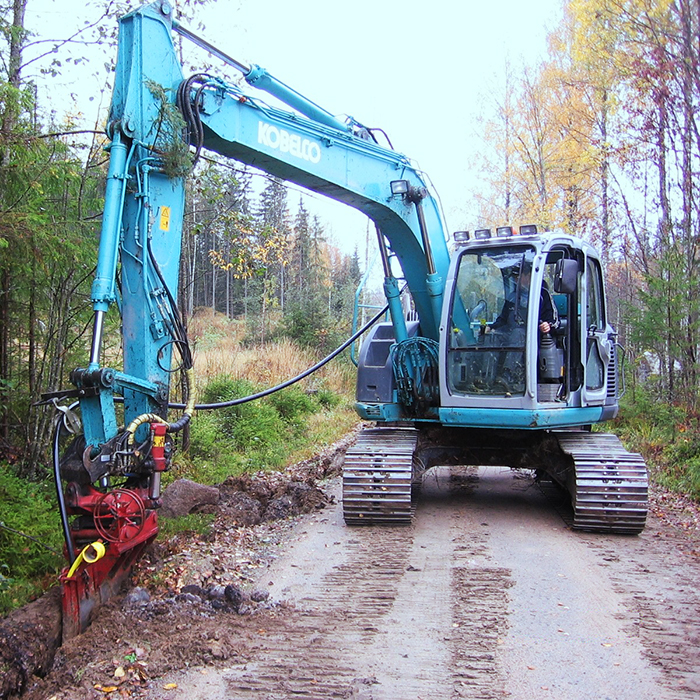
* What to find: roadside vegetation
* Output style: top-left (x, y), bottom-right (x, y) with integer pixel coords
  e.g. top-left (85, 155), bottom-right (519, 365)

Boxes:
top-left (612, 387), bottom-right (700, 502)
top-left (170, 310), bottom-right (359, 487)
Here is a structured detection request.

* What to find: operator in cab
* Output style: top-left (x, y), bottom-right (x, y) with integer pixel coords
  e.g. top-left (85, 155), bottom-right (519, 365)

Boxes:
top-left (490, 264), bottom-right (559, 336)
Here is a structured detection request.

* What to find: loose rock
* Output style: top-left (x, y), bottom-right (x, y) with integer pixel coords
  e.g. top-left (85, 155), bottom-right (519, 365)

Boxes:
top-left (123, 586), bottom-right (150, 608)
top-left (251, 588), bottom-right (270, 602)
top-left (224, 584), bottom-right (244, 611)
top-left (180, 584), bottom-right (206, 599)
top-left (160, 479), bottom-right (220, 518)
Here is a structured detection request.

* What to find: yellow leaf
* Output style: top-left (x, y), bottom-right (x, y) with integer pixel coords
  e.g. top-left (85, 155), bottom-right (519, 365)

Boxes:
top-left (163, 683), bottom-right (178, 689)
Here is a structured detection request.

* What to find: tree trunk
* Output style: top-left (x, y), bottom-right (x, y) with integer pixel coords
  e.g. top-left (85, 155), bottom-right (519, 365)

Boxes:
top-left (599, 89), bottom-right (610, 265)
top-left (0, 267), bottom-right (10, 445)
top-left (679, 0), bottom-right (698, 404)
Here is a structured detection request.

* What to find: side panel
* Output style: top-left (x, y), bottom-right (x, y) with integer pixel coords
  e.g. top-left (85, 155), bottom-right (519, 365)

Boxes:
top-left (356, 321), bottom-right (420, 403)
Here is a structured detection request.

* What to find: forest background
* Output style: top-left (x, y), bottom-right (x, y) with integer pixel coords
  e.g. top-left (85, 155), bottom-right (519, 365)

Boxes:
top-left (2, 0), bottom-right (700, 609)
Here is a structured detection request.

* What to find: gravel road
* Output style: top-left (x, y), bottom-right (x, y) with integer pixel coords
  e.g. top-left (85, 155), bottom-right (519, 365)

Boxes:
top-left (142, 465), bottom-right (700, 700)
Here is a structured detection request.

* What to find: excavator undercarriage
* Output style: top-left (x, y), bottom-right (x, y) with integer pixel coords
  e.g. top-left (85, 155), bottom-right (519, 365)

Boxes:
top-left (343, 426), bottom-right (648, 534)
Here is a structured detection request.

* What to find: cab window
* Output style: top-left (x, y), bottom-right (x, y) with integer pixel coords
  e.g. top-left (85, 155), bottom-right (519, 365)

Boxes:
top-left (448, 246), bottom-right (535, 397)
top-left (586, 258), bottom-right (605, 331)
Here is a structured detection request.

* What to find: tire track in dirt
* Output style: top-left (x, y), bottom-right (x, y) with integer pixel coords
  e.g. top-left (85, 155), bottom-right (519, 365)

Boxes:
top-left (450, 547), bottom-right (512, 698)
top-left (582, 524), bottom-right (700, 697)
top-left (405, 467), bottom-right (513, 698)
top-left (446, 468), bottom-right (512, 699)
top-left (221, 527), bottom-right (414, 698)
top-left (537, 475), bottom-right (700, 698)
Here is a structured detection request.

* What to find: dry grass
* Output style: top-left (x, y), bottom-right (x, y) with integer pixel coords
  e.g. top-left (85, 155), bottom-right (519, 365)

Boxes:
top-left (188, 308), bottom-right (354, 395)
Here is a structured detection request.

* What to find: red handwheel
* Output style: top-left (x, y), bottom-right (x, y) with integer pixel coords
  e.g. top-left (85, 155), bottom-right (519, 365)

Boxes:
top-left (94, 488), bottom-right (146, 543)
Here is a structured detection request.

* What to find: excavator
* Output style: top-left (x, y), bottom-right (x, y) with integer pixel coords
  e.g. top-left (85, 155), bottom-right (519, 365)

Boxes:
top-left (46, 1), bottom-right (648, 638)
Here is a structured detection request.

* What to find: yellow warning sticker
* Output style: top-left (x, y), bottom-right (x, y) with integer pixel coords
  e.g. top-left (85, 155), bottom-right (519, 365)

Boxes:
top-left (159, 206), bottom-right (171, 231)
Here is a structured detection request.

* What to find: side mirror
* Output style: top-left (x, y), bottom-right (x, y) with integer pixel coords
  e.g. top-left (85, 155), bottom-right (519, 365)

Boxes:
top-left (553, 258), bottom-right (578, 294)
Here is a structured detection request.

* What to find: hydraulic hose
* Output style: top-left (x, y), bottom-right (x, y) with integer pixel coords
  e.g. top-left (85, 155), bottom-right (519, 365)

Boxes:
top-left (124, 236), bottom-right (197, 445)
top-left (52, 411), bottom-right (77, 564)
top-left (170, 301), bottom-right (391, 411)
top-left (125, 367), bottom-right (195, 445)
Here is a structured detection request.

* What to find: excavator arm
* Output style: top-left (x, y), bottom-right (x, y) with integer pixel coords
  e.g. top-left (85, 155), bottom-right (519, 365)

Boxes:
top-left (112, 2), bottom-right (450, 347)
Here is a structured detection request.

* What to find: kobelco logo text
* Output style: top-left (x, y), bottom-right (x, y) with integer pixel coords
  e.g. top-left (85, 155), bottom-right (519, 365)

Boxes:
top-left (258, 122), bottom-right (321, 164)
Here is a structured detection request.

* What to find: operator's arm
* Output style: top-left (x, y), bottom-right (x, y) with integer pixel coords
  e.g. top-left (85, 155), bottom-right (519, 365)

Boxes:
top-left (539, 284), bottom-right (560, 333)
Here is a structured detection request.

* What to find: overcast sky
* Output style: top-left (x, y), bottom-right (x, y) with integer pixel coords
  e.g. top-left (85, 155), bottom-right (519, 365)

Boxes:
top-left (26, 0), bottom-right (562, 253)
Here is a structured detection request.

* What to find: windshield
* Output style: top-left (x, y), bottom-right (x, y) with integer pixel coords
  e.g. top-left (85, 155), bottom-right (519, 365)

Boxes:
top-left (448, 246), bottom-right (535, 397)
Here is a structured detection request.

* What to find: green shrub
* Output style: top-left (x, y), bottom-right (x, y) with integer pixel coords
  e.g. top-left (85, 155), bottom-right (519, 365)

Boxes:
top-left (315, 387), bottom-right (342, 409)
top-left (188, 412), bottom-right (232, 460)
top-left (228, 401), bottom-right (287, 449)
top-left (187, 376), bottom-right (306, 477)
top-left (268, 386), bottom-right (318, 423)
top-left (0, 467), bottom-right (64, 613)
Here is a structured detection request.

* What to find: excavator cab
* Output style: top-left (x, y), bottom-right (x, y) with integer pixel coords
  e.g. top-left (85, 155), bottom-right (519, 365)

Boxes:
top-left (438, 228), bottom-right (618, 426)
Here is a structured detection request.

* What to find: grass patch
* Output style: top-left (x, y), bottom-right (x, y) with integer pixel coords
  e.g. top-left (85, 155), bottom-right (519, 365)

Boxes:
top-left (171, 376), bottom-right (357, 485)
top-left (158, 513), bottom-right (215, 539)
top-left (610, 387), bottom-right (700, 500)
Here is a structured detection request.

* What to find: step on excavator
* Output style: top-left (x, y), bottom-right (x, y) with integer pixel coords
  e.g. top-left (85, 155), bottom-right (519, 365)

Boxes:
top-left (44, 2), bottom-right (647, 638)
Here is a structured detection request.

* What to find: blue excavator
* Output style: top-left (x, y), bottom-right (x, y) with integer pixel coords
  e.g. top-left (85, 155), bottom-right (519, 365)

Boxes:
top-left (47, 2), bottom-right (647, 637)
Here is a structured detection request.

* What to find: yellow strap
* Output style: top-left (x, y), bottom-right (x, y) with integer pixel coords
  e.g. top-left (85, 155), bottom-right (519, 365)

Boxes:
top-left (66, 541), bottom-right (106, 578)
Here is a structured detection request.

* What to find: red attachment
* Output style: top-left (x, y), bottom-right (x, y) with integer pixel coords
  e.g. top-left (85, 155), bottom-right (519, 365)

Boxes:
top-left (60, 523), bottom-right (155, 641)
top-left (93, 488), bottom-right (146, 543)
top-left (60, 425), bottom-right (166, 640)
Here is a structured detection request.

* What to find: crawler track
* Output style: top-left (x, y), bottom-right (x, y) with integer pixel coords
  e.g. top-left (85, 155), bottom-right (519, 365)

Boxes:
top-left (555, 431), bottom-right (648, 534)
top-left (342, 427), bottom-right (417, 525)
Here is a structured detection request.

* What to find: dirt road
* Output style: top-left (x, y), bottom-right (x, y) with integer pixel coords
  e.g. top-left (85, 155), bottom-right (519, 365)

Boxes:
top-left (24, 463), bottom-right (700, 700)
top-left (138, 466), bottom-right (700, 700)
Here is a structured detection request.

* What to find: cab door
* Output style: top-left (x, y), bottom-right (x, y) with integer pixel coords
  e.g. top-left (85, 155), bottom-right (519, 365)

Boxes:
top-left (581, 256), bottom-right (611, 406)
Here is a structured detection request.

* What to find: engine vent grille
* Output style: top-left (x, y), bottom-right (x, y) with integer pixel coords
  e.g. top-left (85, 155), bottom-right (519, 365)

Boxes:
top-left (607, 344), bottom-right (618, 398)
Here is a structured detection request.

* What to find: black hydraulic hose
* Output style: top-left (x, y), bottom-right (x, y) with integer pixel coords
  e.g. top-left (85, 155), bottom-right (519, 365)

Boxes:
top-left (176, 74), bottom-right (208, 165)
top-left (147, 237), bottom-right (193, 369)
top-left (52, 414), bottom-right (76, 565)
top-left (170, 300), bottom-right (390, 411)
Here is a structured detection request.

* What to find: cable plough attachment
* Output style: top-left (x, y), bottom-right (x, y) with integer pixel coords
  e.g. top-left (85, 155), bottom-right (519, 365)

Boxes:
top-left (49, 1), bottom-right (197, 634)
